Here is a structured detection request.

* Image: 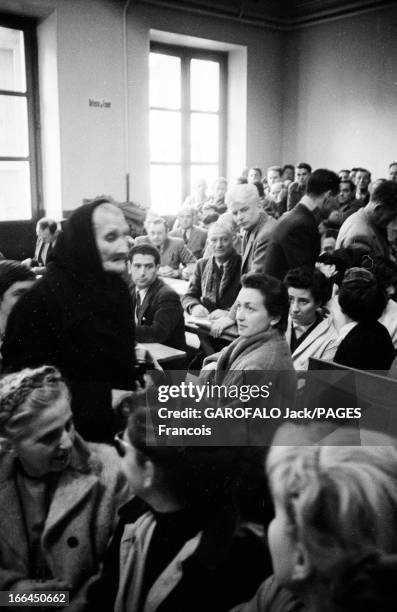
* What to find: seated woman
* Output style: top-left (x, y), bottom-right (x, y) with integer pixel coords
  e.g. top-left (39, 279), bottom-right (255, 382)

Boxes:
top-left (334, 267), bottom-right (395, 370)
top-left (0, 366), bottom-right (129, 611)
top-left (182, 220), bottom-right (241, 319)
top-left (233, 424), bottom-right (397, 612)
top-left (87, 403), bottom-right (271, 612)
top-left (284, 266), bottom-right (338, 370)
top-left (200, 273), bottom-right (296, 434)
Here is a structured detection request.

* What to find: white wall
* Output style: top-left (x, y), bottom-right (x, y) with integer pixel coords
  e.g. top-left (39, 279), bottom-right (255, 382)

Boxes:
top-left (281, 6), bottom-right (397, 177)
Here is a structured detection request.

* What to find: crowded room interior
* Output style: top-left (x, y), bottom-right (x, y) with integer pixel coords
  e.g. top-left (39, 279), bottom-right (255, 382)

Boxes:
top-left (0, 1), bottom-right (396, 611)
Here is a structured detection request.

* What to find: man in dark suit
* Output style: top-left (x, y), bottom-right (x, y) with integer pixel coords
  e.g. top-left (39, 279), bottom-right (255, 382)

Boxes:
top-left (129, 243), bottom-right (186, 351)
top-left (263, 169), bottom-right (340, 281)
top-left (22, 217), bottom-right (60, 275)
top-left (287, 162), bottom-right (312, 211)
top-left (169, 206), bottom-right (208, 259)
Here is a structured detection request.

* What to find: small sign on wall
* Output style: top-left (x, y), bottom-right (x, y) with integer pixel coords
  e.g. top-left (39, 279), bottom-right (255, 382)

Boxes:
top-left (89, 98), bottom-right (112, 108)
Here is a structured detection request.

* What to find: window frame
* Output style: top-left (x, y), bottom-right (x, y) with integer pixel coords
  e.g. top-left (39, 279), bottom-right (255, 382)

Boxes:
top-left (0, 12), bottom-right (42, 221)
top-left (149, 41), bottom-right (227, 205)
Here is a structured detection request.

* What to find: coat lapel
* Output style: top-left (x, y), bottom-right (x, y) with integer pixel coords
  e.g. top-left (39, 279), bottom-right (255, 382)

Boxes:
top-left (42, 462), bottom-right (97, 543)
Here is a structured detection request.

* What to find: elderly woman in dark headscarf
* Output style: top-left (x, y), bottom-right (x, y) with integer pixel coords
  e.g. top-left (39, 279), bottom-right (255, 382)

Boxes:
top-left (2, 197), bottom-right (136, 442)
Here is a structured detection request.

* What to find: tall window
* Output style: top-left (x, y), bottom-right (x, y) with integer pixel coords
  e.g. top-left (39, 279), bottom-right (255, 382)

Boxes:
top-left (0, 15), bottom-right (40, 221)
top-left (149, 43), bottom-right (226, 214)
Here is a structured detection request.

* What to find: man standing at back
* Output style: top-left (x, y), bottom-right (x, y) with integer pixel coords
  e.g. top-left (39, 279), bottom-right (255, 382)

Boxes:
top-left (263, 169), bottom-right (340, 281)
top-left (336, 180), bottom-right (397, 260)
top-left (287, 162), bottom-right (312, 211)
top-left (227, 182), bottom-right (277, 275)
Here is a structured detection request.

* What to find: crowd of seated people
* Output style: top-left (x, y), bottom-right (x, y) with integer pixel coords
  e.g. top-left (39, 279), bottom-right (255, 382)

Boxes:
top-left (1, 159), bottom-right (397, 610)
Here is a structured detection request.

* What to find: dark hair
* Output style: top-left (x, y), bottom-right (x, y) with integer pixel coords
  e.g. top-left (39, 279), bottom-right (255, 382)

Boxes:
top-left (371, 180), bottom-right (397, 210)
top-left (282, 164), bottom-right (295, 174)
top-left (129, 243), bottom-right (160, 266)
top-left (37, 217), bottom-right (58, 235)
top-left (253, 180), bottom-right (265, 198)
top-left (389, 162), bottom-right (397, 169)
top-left (355, 167), bottom-right (371, 180)
top-left (307, 169), bottom-right (340, 197)
top-left (339, 179), bottom-right (355, 192)
top-left (297, 162), bottom-right (312, 174)
top-left (241, 272), bottom-right (289, 333)
top-left (126, 401), bottom-right (261, 517)
top-left (324, 228), bottom-right (339, 240)
top-left (0, 260), bottom-right (35, 300)
top-left (339, 169), bottom-right (350, 174)
top-left (249, 167), bottom-right (262, 178)
top-left (284, 266), bottom-right (331, 306)
top-left (267, 166), bottom-right (282, 175)
top-left (317, 247), bottom-right (372, 288)
top-left (236, 176), bottom-right (248, 184)
top-left (338, 268), bottom-right (387, 322)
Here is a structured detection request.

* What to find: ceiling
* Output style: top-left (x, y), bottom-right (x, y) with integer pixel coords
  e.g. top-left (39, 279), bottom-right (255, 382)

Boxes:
top-left (137, 0), bottom-right (395, 28)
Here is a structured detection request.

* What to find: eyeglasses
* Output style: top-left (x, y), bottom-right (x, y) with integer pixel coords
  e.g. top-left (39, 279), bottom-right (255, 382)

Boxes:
top-left (114, 430), bottom-right (132, 457)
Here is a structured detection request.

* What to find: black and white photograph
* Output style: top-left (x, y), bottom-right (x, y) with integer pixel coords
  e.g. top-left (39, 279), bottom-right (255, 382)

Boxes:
top-left (0, 1), bottom-right (396, 610)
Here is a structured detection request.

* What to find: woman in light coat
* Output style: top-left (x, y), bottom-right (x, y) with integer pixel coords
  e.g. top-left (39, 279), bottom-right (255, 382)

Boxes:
top-left (0, 366), bottom-right (129, 611)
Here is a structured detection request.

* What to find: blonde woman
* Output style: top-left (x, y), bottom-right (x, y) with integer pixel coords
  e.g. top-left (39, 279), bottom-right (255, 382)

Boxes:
top-left (234, 424), bottom-right (397, 612)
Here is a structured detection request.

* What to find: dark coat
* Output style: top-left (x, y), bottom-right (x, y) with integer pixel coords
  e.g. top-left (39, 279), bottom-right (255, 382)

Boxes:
top-left (182, 251), bottom-right (242, 313)
top-left (169, 225), bottom-right (208, 259)
top-left (87, 497), bottom-right (271, 612)
top-left (334, 321), bottom-right (396, 371)
top-left (2, 201), bottom-right (136, 442)
top-left (263, 203), bottom-right (320, 281)
top-left (132, 277), bottom-right (186, 351)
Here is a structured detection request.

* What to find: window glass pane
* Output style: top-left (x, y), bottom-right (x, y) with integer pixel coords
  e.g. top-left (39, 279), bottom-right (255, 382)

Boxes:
top-left (0, 26), bottom-right (26, 92)
top-left (150, 110), bottom-right (181, 163)
top-left (0, 161), bottom-right (31, 220)
top-left (190, 59), bottom-right (219, 112)
top-left (190, 165), bottom-right (219, 195)
top-left (0, 95), bottom-right (29, 156)
top-left (150, 53), bottom-right (181, 109)
top-left (150, 165), bottom-right (182, 214)
top-left (191, 113), bottom-right (218, 163)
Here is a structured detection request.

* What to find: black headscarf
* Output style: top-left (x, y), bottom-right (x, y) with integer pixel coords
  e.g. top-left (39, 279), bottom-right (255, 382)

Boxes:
top-left (45, 198), bottom-right (136, 388)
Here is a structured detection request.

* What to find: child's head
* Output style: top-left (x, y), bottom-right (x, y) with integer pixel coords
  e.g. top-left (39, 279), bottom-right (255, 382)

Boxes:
top-left (266, 425), bottom-right (397, 612)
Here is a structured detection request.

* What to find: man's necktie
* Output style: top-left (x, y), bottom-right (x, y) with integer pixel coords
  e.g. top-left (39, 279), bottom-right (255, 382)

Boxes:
top-left (135, 291), bottom-right (142, 321)
top-left (183, 229), bottom-right (188, 244)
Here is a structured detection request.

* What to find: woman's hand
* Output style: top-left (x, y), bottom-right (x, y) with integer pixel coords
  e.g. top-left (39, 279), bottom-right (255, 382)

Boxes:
top-left (191, 305), bottom-right (210, 318)
top-left (208, 309), bottom-right (229, 321)
top-left (210, 317), bottom-right (234, 338)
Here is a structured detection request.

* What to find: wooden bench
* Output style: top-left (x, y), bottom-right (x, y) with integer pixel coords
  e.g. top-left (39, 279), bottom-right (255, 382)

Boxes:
top-left (303, 357), bottom-right (397, 437)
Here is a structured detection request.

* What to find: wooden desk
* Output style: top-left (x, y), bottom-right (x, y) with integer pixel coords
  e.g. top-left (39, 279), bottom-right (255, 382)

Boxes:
top-left (162, 277), bottom-right (189, 296)
top-left (140, 342), bottom-right (187, 364)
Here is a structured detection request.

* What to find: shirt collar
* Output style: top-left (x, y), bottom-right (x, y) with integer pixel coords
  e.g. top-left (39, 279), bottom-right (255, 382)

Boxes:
top-left (338, 321), bottom-right (357, 341)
